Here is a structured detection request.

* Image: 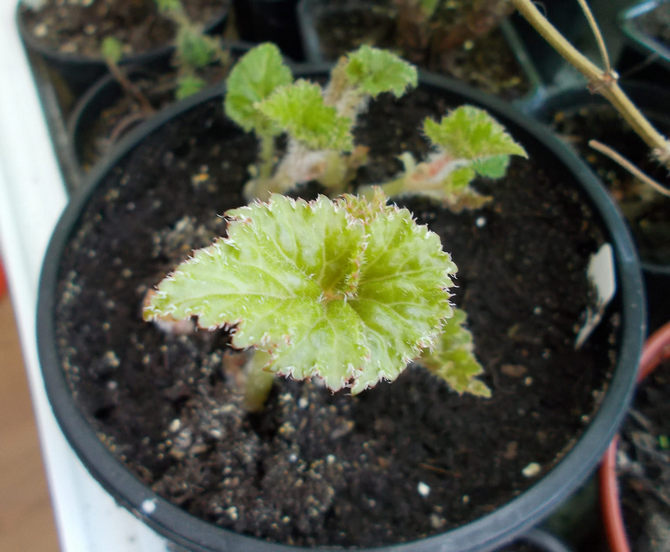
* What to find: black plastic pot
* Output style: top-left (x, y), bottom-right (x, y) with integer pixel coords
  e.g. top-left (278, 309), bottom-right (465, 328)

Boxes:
top-left (66, 41), bottom-right (255, 186)
top-left (530, 82), bottom-right (670, 333)
top-left (16, 2), bottom-right (229, 95)
top-left (232, 0), bottom-right (303, 61)
top-left (618, 1), bottom-right (670, 87)
top-left (37, 69), bottom-right (644, 552)
top-left (296, 0), bottom-right (544, 111)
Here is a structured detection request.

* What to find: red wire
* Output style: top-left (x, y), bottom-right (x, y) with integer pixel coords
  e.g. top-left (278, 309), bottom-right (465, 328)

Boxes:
top-left (600, 321), bottom-right (670, 552)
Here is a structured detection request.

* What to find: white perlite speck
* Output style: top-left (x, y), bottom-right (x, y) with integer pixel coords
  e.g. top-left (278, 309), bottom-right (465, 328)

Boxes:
top-left (141, 499), bottom-right (157, 514)
top-left (522, 462), bottom-right (541, 478)
top-left (417, 482), bottom-right (431, 497)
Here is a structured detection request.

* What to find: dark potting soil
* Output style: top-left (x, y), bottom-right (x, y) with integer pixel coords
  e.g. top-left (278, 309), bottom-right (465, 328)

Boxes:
top-left (313, 8), bottom-right (530, 100)
top-left (54, 88), bottom-right (618, 547)
top-left (20, 0), bottom-right (227, 59)
top-left (618, 360), bottom-right (670, 551)
top-left (550, 102), bottom-right (670, 266)
top-left (636, 3), bottom-right (670, 48)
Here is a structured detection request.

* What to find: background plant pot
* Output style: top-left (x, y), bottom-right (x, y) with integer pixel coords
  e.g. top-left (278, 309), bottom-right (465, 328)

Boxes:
top-left (16, 0), bottom-right (229, 95)
top-left (530, 81), bottom-right (670, 334)
top-left (66, 41), bottom-right (255, 185)
top-left (296, 0), bottom-right (544, 110)
top-left (232, 0), bottom-right (303, 60)
top-left (618, 1), bottom-right (670, 87)
top-left (37, 69), bottom-right (644, 551)
top-left (599, 321), bottom-right (670, 552)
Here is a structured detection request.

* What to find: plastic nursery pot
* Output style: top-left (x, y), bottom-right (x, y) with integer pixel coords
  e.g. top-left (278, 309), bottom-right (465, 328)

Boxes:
top-left (618, 1), bottom-right (670, 86)
top-left (232, 0), bottom-right (303, 61)
top-left (599, 321), bottom-right (670, 552)
top-left (529, 82), bottom-right (670, 334)
top-left (66, 42), bottom-right (256, 186)
top-left (37, 68), bottom-right (645, 552)
top-left (296, 0), bottom-right (544, 111)
top-left (16, 1), bottom-right (229, 95)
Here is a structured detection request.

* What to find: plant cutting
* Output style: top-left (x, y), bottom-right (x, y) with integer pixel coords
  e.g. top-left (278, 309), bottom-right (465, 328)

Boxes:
top-left (144, 43), bottom-right (526, 410)
top-left (37, 38), bottom-right (644, 552)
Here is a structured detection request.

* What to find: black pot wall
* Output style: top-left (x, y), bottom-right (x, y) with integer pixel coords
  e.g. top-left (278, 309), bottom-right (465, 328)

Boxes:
top-left (37, 69), bottom-right (645, 552)
top-left (232, 0), bottom-right (303, 61)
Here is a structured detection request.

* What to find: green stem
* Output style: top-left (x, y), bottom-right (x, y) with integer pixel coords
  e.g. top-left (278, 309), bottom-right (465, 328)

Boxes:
top-left (359, 176), bottom-right (407, 199)
top-left (244, 350), bottom-right (275, 412)
top-left (259, 134), bottom-right (275, 181)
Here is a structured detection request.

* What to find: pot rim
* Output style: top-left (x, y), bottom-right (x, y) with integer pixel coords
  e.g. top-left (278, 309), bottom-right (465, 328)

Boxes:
top-left (37, 67), bottom-right (646, 552)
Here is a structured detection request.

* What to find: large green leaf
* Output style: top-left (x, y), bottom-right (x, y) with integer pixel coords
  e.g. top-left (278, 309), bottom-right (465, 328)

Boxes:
top-left (224, 43), bottom-right (293, 134)
top-left (145, 193), bottom-right (456, 393)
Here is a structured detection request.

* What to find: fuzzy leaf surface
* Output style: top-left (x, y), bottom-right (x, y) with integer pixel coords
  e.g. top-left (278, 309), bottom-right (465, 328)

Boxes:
top-left (145, 193), bottom-right (456, 393)
top-left (424, 105), bottom-right (527, 160)
top-left (420, 309), bottom-right (490, 397)
top-left (345, 45), bottom-right (418, 98)
top-left (258, 81), bottom-right (354, 151)
top-left (224, 43), bottom-right (292, 134)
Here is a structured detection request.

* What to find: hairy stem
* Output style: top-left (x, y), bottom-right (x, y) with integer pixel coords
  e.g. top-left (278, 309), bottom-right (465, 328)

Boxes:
top-left (511, 0), bottom-right (670, 170)
top-left (243, 350), bottom-right (275, 412)
top-left (258, 133), bottom-right (276, 180)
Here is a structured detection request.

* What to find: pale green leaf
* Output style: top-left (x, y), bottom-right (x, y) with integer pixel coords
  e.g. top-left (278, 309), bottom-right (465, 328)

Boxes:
top-left (101, 36), bottom-right (123, 64)
top-left (175, 75), bottom-right (207, 100)
top-left (424, 105), bottom-right (527, 160)
top-left (345, 45), bottom-right (418, 98)
top-left (145, 193), bottom-right (456, 393)
top-left (420, 308), bottom-right (490, 397)
top-left (472, 154), bottom-right (511, 179)
top-left (419, 0), bottom-right (440, 17)
top-left (224, 43), bottom-right (293, 134)
top-left (176, 27), bottom-right (216, 69)
top-left (258, 81), bottom-right (354, 151)
top-left (155, 0), bottom-right (182, 14)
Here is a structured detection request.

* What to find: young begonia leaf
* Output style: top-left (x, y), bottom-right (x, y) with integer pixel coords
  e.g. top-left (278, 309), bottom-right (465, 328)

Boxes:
top-left (101, 36), bottom-right (124, 65)
top-left (175, 74), bottom-right (207, 100)
top-left (144, 193), bottom-right (456, 393)
top-left (424, 105), bottom-right (527, 160)
top-left (258, 81), bottom-right (354, 152)
top-left (176, 27), bottom-right (217, 68)
top-left (224, 43), bottom-right (293, 135)
top-left (420, 308), bottom-right (491, 397)
top-left (345, 45), bottom-right (418, 98)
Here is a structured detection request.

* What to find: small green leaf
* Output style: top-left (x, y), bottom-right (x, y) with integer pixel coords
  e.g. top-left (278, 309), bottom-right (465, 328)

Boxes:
top-left (155, 0), bottom-right (182, 13)
top-left (472, 154), bottom-right (511, 179)
top-left (101, 36), bottom-right (124, 64)
top-left (258, 81), bottom-right (354, 151)
top-left (419, 0), bottom-right (440, 17)
top-left (345, 45), bottom-right (418, 98)
top-left (424, 105), bottom-right (527, 160)
top-left (224, 43), bottom-right (293, 134)
top-left (420, 309), bottom-right (490, 397)
top-left (176, 27), bottom-right (216, 68)
top-left (145, 193), bottom-right (456, 393)
top-left (175, 74), bottom-right (207, 100)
